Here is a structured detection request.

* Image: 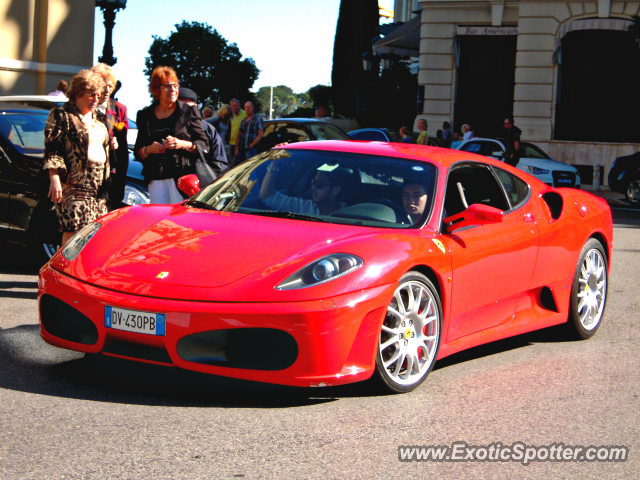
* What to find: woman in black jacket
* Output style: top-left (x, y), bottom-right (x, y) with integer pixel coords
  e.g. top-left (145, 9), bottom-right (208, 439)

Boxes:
top-left (134, 66), bottom-right (208, 204)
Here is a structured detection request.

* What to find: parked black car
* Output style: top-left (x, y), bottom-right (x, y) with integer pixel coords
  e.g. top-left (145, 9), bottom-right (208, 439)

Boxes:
top-left (608, 151), bottom-right (640, 206)
top-left (0, 102), bottom-right (148, 266)
top-left (258, 118), bottom-right (350, 153)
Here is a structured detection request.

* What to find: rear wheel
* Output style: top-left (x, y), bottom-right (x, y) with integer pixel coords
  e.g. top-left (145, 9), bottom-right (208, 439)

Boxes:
top-left (375, 272), bottom-right (442, 393)
top-left (625, 176), bottom-right (640, 206)
top-left (567, 238), bottom-right (608, 339)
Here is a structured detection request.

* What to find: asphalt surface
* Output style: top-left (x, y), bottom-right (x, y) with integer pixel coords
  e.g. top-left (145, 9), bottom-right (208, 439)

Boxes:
top-left (0, 198), bottom-right (638, 479)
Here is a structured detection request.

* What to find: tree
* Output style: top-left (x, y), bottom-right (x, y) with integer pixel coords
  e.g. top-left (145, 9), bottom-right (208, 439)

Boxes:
top-left (144, 21), bottom-right (260, 107)
top-left (331, 0), bottom-right (379, 119)
top-left (256, 85), bottom-right (302, 118)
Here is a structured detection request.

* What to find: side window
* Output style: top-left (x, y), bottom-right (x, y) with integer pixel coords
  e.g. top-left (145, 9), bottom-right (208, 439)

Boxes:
top-left (353, 131), bottom-right (387, 141)
top-left (444, 164), bottom-right (510, 218)
top-left (480, 141), bottom-right (503, 157)
top-left (494, 168), bottom-right (530, 210)
top-left (459, 141), bottom-right (481, 153)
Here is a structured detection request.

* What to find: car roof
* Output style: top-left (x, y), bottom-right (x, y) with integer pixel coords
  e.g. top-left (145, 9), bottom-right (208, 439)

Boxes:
top-left (0, 102), bottom-right (50, 113)
top-left (276, 139), bottom-right (502, 169)
top-left (0, 95), bottom-right (67, 102)
top-left (349, 128), bottom-right (389, 132)
top-left (265, 118), bottom-right (335, 125)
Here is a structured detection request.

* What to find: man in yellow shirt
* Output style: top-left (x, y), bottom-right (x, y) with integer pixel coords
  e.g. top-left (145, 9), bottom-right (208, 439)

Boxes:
top-left (228, 98), bottom-right (247, 167)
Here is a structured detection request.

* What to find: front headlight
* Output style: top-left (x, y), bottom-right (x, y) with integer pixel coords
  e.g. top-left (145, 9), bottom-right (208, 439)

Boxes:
top-left (123, 184), bottom-right (150, 205)
top-left (61, 223), bottom-right (101, 261)
top-left (528, 166), bottom-right (551, 175)
top-left (276, 254), bottom-right (363, 290)
top-left (617, 170), bottom-right (627, 181)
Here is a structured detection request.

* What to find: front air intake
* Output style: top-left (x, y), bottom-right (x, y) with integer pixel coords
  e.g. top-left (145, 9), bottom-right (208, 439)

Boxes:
top-left (177, 328), bottom-right (298, 371)
top-left (40, 294), bottom-right (98, 345)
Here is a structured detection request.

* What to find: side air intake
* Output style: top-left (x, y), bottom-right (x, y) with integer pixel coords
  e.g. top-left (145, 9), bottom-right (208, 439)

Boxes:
top-left (541, 192), bottom-right (563, 220)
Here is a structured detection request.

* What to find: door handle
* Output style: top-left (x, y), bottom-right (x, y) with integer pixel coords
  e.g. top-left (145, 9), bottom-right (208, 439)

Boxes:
top-left (523, 213), bottom-right (535, 222)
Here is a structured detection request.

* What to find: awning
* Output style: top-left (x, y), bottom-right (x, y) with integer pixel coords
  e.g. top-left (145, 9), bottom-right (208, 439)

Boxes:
top-left (553, 18), bottom-right (634, 64)
top-left (373, 15), bottom-right (421, 57)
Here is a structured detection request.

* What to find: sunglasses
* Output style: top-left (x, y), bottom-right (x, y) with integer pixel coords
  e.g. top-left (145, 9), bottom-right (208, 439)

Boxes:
top-left (161, 83), bottom-right (180, 90)
top-left (311, 179), bottom-right (332, 189)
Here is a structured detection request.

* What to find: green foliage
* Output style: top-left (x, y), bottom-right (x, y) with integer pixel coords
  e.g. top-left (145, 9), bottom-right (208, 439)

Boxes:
top-left (144, 21), bottom-right (260, 107)
top-left (256, 85), bottom-right (309, 118)
top-left (331, 0), bottom-right (379, 118)
top-left (307, 84), bottom-right (332, 111)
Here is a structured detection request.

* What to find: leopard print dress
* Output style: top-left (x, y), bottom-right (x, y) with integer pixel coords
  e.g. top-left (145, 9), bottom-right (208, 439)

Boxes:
top-left (43, 103), bottom-right (110, 232)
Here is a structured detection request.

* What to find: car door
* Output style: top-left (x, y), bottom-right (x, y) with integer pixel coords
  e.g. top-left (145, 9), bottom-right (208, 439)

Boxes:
top-left (444, 163), bottom-right (539, 341)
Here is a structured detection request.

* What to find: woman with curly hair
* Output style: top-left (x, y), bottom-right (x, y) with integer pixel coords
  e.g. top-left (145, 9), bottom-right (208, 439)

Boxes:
top-left (44, 69), bottom-right (109, 246)
top-left (134, 66), bottom-right (208, 204)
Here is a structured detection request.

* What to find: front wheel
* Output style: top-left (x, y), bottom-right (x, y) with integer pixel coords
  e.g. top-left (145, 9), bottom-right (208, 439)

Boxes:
top-left (375, 272), bottom-right (442, 393)
top-left (567, 238), bottom-right (608, 339)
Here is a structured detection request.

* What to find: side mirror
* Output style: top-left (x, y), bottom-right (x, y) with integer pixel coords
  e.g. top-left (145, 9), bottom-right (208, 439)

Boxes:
top-left (177, 174), bottom-right (200, 197)
top-left (443, 204), bottom-right (504, 233)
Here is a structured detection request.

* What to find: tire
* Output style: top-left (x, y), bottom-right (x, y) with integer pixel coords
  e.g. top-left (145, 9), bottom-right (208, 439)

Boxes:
top-left (625, 176), bottom-right (640, 206)
top-left (567, 238), bottom-right (608, 340)
top-left (375, 272), bottom-right (442, 393)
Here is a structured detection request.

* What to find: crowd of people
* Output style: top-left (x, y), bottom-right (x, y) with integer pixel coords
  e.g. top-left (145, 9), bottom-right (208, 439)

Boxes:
top-left (43, 64), bottom-right (521, 246)
top-left (398, 120), bottom-right (477, 149)
top-left (43, 64), bottom-right (268, 247)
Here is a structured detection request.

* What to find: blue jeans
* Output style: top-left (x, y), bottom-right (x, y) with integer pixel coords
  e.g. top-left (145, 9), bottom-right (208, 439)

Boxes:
top-left (238, 147), bottom-right (258, 163)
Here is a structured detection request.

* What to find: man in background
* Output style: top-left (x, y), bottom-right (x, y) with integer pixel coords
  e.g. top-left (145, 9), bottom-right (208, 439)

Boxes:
top-left (503, 116), bottom-right (522, 167)
top-left (91, 63), bottom-right (129, 207)
top-left (178, 88), bottom-right (228, 178)
top-left (228, 98), bottom-right (247, 167)
top-left (235, 101), bottom-right (264, 163)
top-left (441, 121), bottom-right (454, 148)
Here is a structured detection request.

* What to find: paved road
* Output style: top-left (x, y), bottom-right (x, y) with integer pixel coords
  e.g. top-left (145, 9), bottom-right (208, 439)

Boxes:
top-left (1, 205), bottom-right (638, 479)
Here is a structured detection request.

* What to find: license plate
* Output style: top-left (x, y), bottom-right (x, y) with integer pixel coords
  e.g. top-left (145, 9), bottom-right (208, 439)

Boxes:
top-left (558, 178), bottom-right (572, 184)
top-left (105, 306), bottom-right (166, 336)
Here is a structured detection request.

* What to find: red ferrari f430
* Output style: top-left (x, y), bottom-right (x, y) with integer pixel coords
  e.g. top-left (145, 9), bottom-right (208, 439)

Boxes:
top-left (38, 141), bottom-right (612, 393)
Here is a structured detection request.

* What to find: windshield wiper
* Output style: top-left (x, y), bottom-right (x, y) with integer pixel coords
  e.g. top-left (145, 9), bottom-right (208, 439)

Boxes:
top-left (247, 210), bottom-right (327, 222)
top-left (185, 199), bottom-right (218, 211)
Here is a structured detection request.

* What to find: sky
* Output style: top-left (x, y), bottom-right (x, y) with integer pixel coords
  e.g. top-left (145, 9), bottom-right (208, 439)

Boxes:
top-left (94, 0), bottom-right (394, 118)
top-left (92, 0), bottom-right (343, 117)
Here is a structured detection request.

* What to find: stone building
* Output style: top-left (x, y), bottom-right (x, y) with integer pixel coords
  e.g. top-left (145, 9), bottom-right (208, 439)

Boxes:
top-left (0, 0), bottom-right (95, 95)
top-left (387, 0), bottom-right (640, 185)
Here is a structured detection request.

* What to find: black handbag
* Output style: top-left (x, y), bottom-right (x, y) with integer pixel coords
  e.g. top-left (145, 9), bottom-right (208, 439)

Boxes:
top-left (194, 143), bottom-right (217, 188)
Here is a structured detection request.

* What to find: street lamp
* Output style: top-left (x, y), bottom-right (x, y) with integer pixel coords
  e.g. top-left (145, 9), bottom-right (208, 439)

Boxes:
top-left (96, 0), bottom-right (127, 66)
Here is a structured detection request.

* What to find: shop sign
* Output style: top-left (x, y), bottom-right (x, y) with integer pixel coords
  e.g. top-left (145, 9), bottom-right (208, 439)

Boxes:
top-left (457, 26), bottom-right (518, 35)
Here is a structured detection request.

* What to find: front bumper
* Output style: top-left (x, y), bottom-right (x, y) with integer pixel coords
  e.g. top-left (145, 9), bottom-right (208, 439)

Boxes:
top-left (38, 264), bottom-right (393, 387)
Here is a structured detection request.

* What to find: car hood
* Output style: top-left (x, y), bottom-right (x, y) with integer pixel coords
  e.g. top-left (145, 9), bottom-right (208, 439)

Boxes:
top-left (103, 208), bottom-right (370, 288)
top-left (518, 157), bottom-right (578, 172)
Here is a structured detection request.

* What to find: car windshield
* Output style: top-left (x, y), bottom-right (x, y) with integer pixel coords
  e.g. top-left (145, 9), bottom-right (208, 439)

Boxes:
top-left (305, 123), bottom-right (350, 141)
top-left (0, 112), bottom-right (48, 154)
top-left (519, 143), bottom-right (551, 160)
top-left (189, 148), bottom-right (437, 228)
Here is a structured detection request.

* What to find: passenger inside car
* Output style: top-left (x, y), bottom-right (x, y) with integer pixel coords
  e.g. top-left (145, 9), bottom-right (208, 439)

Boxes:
top-left (402, 181), bottom-right (429, 224)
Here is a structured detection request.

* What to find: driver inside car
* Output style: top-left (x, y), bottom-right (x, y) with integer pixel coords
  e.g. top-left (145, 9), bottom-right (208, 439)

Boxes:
top-left (259, 160), bottom-right (347, 216)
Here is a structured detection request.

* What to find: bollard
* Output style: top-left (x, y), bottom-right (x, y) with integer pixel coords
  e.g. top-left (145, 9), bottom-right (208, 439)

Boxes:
top-left (592, 163), bottom-right (601, 191)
